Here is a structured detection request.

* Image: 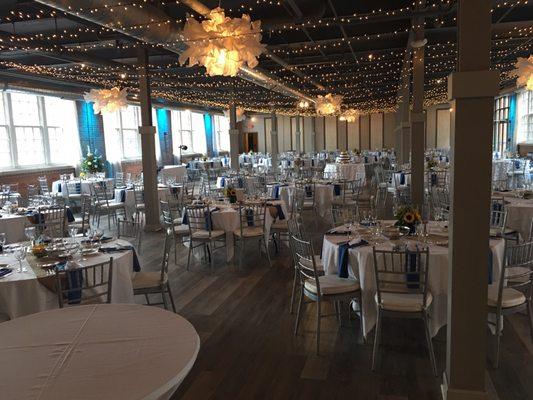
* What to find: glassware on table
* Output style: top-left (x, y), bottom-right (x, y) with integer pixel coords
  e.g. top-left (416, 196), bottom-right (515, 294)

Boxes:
top-left (24, 227), bottom-right (36, 246)
top-left (14, 246), bottom-right (28, 272)
top-left (0, 232), bottom-right (6, 252)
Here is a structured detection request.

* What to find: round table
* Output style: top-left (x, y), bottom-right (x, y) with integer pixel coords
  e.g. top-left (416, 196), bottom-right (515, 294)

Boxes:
top-left (0, 239), bottom-right (135, 319)
top-left (321, 221), bottom-right (505, 338)
top-left (323, 163), bottom-right (365, 181)
top-left (499, 195), bottom-right (533, 240)
top-left (0, 304), bottom-right (200, 400)
top-left (0, 212), bottom-right (27, 244)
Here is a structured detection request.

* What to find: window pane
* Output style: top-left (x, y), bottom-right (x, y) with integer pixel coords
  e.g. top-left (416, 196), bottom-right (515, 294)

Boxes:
top-left (191, 112), bottom-right (206, 154)
top-left (0, 126), bottom-right (11, 167)
top-left (0, 94), bottom-right (6, 125)
top-left (180, 110), bottom-right (191, 130)
top-left (44, 96), bottom-right (80, 165)
top-left (121, 106), bottom-right (139, 129)
top-left (11, 92), bottom-right (40, 126)
top-left (122, 128), bottom-right (140, 159)
top-left (16, 126), bottom-right (45, 165)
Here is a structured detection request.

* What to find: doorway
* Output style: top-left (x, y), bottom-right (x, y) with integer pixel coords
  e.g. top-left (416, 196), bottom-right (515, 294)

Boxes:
top-left (243, 132), bottom-right (258, 152)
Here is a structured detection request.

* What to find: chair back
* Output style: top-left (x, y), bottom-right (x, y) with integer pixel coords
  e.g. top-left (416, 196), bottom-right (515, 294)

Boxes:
top-left (159, 227), bottom-right (173, 283)
top-left (36, 206), bottom-right (66, 237)
top-left (332, 205), bottom-right (358, 227)
top-left (290, 235), bottom-right (321, 293)
top-left (287, 218), bottom-right (303, 239)
top-left (78, 195), bottom-right (91, 234)
top-left (292, 187), bottom-right (305, 216)
top-left (115, 172), bottom-right (125, 188)
top-left (55, 259), bottom-right (113, 308)
top-left (38, 177), bottom-right (49, 195)
top-left (132, 184), bottom-right (144, 206)
top-left (489, 210), bottom-right (507, 236)
top-left (92, 182), bottom-right (114, 205)
top-left (186, 204), bottom-right (214, 238)
top-left (117, 218), bottom-right (141, 246)
top-left (64, 180), bottom-right (81, 199)
top-left (160, 200), bottom-right (175, 228)
top-left (496, 240), bottom-right (533, 309)
top-left (372, 246), bottom-right (431, 306)
top-left (237, 202), bottom-right (267, 235)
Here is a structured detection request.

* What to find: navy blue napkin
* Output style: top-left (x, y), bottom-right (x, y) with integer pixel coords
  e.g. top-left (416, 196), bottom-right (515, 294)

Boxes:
top-left (274, 204), bottom-right (285, 220)
top-left (66, 208), bottom-right (75, 223)
top-left (100, 245), bottom-right (141, 272)
top-left (400, 172), bottom-right (406, 185)
top-left (430, 173), bottom-right (437, 186)
top-left (305, 185), bottom-right (312, 198)
top-left (333, 184), bottom-right (341, 196)
top-left (514, 160), bottom-right (521, 170)
top-left (75, 182), bottom-right (81, 194)
top-left (272, 185), bottom-right (280, 199)
top-left (220, 177), bottom-right (226, 187)
top-left (237, 177), bottom-right (244, 188)
top-left (245, 208), bottom-right (255, 226)
top-left (405, 252), bottom-right (419, 289)
top-left (338, 240), bottom-right (368, 278)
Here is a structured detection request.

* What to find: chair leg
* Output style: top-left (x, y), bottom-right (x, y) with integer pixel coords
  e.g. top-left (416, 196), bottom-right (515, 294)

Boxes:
top-left (423, 313), bottom-right (438, 376)
top-left (174, 238), bottom-right (178, 264)
top-left (289, 267), bottom-right (298, 314)
top-left (372, 310), bottom-right (382, 371)
top-left (316, 299), bottom-right (322, 355)
top-left (294, 287), bottom-right (304, 336)
top-left (263, 237), bottom-right (272, 267)
top-left (167, 283), bottom-right (177, 313)
top-left (493, 313), bottom-right (502, 369)
top-left (144, 293), bottom-right (150, 305)
top-left (186, 241), bottom-right (193, 271)
top-left (527, 301), bottom-right (533, 341)
top-left (209, 241), bottom-right (214, 273)
top-left (238, 240), bottom-right (245, 271)
top-left (161, 291), bottom-right (169, 310)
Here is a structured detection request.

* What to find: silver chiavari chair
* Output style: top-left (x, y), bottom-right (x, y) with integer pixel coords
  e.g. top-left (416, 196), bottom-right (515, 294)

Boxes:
top-left (487, 240), bottom-right (533, 367)
top-left (234, 202), bottom-right (271, 270)
top-left (292, 235), bottom-right (362, 354)
top-left (371, 245), bottom-right (437, 376)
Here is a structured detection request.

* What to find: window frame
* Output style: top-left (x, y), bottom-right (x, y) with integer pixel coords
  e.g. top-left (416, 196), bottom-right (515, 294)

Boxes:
top-left (0, 92), bottom-right (79, 170)
top-left (492, 95), bottom-right (510, 154)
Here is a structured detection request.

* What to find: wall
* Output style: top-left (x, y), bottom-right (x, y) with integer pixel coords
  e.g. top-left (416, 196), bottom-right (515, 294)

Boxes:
top-left (0, 166), bottom-right (75, 198)
top-left (426, 103), bottom-right (452, 149)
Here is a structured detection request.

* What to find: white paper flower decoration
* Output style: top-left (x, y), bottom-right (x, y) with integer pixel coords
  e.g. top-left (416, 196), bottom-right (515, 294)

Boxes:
top-left (315, 94), bottom-right (343, 116)
top-left (514, 55), bottom-right (533, 90)
top-left (179, 7), bottom-right (266, 77)
top-left (223, 106), bottom-right (246, 122)
top-left (339, 109), bottom-right (360, 122)
top-left (84, 87), bottom-right (128, 114)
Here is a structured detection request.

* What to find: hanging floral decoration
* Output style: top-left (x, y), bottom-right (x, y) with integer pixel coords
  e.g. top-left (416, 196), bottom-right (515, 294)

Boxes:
top-left (223, 106), bottom-right (246, 122)
top-left (179, 7), bottom-right (266, 77)
top-left (514, 55), bottom-right (533, 90)
top-left (315, 94), bottom-right (343, 115)
top-left (84, 87), bottom-right (128, 114)
top-left (339, 109), bottom-right (360, 122)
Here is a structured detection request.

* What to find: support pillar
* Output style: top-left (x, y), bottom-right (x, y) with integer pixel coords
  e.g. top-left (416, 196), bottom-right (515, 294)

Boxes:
top-left (311, 116), bottom-right (316, 152)
top-left (395, 32), bottom-right (413, 166)
top-left (443, 1), bottom-right (499, 399)
top-left (137, 47), bottom-right (159, 231)
top-left (410, 7), bottom-right (426, 207)
top-left (228, 103), bottom-right (240, 170)
top-left (295, 116), bottom-right (301, 154)
top-left (270, 111), bottom-right (279, 173)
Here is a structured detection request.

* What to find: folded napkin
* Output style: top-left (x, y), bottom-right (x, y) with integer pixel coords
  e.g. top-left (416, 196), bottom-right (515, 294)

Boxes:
top-left (66, 208), bottom-right (75, 223)
top-left (405, 251), bottom-right (419, 289)
top-left (54, 261), bottom-right (84, 304)
top-left (338, 239), bottom-right (369, 278)
top-left (333, 184), bottom-right (341, 196)
top-left (274, 204), bottom-right (285, 220)
top-left (272, 185), bottom-right (280, 200)
top-left (245, 208), bottom-right (255, 226)
top-left (100, 245), bottom-right (141, 272)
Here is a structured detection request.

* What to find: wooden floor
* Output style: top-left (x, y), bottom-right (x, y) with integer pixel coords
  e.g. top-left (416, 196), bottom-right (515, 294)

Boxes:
top-left (104, 215), bottom-right (532, 400)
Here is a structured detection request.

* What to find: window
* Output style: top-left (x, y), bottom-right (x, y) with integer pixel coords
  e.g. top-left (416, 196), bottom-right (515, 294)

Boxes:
top-left (103, 105), bottom-right (142, 161)
top-left (493, 96), bottom-right (510, 154)
top-left (517, 90), bottom-right (533, 144)
top-left (171, 109), bottom-right (207, 155)
top-left (0, 91), bottom-right (80, 170)
top-left (214, 114), bottom-right (230, 152)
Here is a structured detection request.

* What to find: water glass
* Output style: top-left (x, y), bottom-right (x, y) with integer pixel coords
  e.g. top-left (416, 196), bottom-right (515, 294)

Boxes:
top-left (0, 232), bottom-right (6, 250)
top-left (14, 246), bottom-right (28, 272)
top-left (24, 227), bottom-right (36, 246)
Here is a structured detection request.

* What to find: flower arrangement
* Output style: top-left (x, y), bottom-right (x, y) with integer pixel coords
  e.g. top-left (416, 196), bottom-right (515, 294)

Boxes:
top-left (81, 148), bottom-right (104, 174)
top-left (394, 205), bottom-right (421, 233)
top-left (427, 159), bottom-right (439, 170)
top-left (224, 187), bottom-right (238, 203)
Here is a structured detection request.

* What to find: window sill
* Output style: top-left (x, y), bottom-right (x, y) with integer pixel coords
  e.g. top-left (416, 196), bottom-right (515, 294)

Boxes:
top-left (0, 164), bottom-right (76, 177)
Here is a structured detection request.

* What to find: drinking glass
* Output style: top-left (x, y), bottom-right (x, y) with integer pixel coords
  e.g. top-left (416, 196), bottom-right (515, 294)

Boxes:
top-left (24, 227), bottom-right (36, 246)
top-left (14, 246), bottom-right (28, 273)
top-left (0, 232), bottom-right (6, 250)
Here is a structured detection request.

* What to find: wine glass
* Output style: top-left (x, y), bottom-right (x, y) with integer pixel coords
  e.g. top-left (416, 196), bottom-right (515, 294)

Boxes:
top-left (24, 227), bottom-right (36, 246)
top-left (14, 246), bottom-right (28, 273)
top-left (0, 232), bottom-right (6, 251)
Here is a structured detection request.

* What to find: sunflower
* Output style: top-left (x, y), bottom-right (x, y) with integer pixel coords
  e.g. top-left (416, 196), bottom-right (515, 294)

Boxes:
top-left (403, 212), bottom-right (415, 224)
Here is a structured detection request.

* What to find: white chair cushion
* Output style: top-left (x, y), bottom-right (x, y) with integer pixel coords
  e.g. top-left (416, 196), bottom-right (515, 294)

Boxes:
top-left (191, 229), bottom-right (225, 239)
top-left (375, 292), bottom-right (433, 312)
top-left (101, 202), bottom-right (124, 210)
top-left (132, 271), bottom-right (166, 290)
top-left (271, 220), bottom-right (288, 230)
top-left (173, 224), bottom-right (189, 236)
top-left (487, 284), bottom-right (526, 308)
top-left (136, 203), bottom-right (145, 210)
top-left (233, 227), bottom-right (264, 238)
top-left (304, 275), bottom-right (359, 295)
top-left (300, 255), bottom-right (324, 271)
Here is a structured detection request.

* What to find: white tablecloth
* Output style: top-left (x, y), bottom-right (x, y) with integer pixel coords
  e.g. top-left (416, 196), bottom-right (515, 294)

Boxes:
top-left (0, 304), bottom-right (200, 400)
top-left (503, 196), bottom-right (533, 240)
top-left (0, 213), bottom-right (27, 244)
top-left (0, 239), bottom-right (135, 319)
top-left (272, 184), bottom-right (334, 218)
top-left (160, 165), bottom-right (187, 182)
top-left (324, 163), bottom-right (365, 181)
top-left (196, 201), bottom-right (286, 261)
top-left (321, 222), bottom-right (505, 337)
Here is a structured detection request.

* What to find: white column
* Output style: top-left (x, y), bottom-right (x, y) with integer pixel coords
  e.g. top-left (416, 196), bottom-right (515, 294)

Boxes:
top-left (270, 111), bottom-right (279, 173)
top-left (137, 47), bottom-right (159, 231)
top-left (295, 116), bottom-right (301, 154)
top-left (228, 103), bottom-right (240, 170)
top-left (311, 116), bottom-right (316, 152)
top-left (443, 1), bottom-right (499, 398)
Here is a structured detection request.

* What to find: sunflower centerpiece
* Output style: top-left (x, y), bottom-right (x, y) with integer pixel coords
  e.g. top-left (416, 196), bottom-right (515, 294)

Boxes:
top-left (394, 205), bottom-right (421, 234)
top-left (224, 186), bottom-right (238, 203)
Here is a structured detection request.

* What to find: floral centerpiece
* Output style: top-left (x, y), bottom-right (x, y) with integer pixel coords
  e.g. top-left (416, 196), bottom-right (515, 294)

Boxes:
top-left (80, 147), bottom-right (104, 175)
top-left (224, 187), bottom-right (238, 203)
top-left (394, 205), bottom-right (421, 234)
top-left (426, 159), bottom-right (438, 170)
